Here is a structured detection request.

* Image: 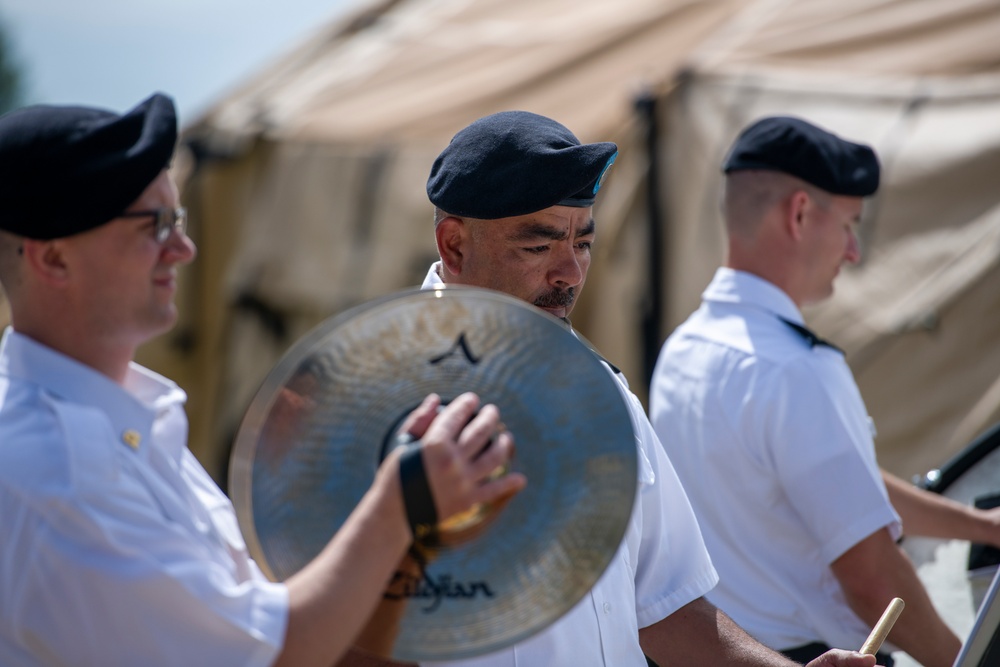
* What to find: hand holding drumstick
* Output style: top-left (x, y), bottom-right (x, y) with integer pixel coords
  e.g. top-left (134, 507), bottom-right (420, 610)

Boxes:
top-left (799, 599), bottom-right (904, 667)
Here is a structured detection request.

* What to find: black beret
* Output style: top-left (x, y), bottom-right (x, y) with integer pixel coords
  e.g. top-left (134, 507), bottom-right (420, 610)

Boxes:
top-left (427, 110), bottom-right (618, 219)
top-left (723, 116), bottom-right (879, 197)
top-left (0, 92), bottom-right (177, 239)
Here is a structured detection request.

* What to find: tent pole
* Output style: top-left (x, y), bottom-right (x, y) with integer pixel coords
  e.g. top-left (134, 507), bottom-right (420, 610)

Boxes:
top-left (635, 91), bottom-right (665, 390)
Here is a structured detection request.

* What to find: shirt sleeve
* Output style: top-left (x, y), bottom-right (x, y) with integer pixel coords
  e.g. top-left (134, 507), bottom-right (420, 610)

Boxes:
top-left (2, 403), bottom-right (288, 667)
top-left (762, 355), bottom-right (901, 564)
top-left (617, 384), bottom-right (719, 629)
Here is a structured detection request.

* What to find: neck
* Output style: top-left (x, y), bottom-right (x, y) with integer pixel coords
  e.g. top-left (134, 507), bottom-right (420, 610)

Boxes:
top-left (725, 245), bottom-right (804, 309)
top-left (13, 317), bottom-right (135, 385)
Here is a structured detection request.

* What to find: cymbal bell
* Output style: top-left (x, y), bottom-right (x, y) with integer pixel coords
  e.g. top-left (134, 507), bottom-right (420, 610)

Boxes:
top-left (229, 285), bottom-right (637, 662)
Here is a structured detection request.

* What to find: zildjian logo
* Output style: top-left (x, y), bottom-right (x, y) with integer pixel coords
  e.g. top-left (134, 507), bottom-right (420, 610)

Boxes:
top-left (429, 333), bottom-right (481, 366)
top-left (384, 568), bottom-right (496, 613)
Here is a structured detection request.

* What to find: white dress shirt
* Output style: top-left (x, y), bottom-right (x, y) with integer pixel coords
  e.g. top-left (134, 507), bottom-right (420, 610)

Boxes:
top-left (649, 268), bottom-right (901, 651)
top-left (421, 265), bottom-right (718, 666)
top-left (0, 328), bottom-right (288, 666)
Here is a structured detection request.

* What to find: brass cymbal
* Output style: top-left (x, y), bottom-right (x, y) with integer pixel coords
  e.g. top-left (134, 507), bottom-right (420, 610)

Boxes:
top-left (229, 285), bottom-right (637, 662)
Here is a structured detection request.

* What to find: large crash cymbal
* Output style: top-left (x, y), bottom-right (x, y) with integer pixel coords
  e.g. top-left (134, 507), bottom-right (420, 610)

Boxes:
top-left (229, 285), bottom-right (637, 662)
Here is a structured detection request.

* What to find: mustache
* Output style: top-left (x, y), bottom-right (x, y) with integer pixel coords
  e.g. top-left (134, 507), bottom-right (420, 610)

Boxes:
top-left (533, 287), bottom-right (575, 309)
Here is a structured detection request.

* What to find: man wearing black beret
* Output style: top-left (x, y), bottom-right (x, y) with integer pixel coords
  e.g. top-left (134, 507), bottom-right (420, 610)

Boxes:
top-left (345, 111), bottom-right (875, 667)
top-left (0, 94), bottom-right (523, 665)
top-left (650, 116), bottom-right (968, 667)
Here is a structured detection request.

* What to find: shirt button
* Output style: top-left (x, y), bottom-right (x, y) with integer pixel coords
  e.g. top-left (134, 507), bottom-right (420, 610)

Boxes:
top-left (603, 602), bottom-right (611, 614)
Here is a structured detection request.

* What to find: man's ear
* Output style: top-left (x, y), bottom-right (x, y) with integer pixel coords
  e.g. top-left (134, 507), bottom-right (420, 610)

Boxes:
top-left (21, 239), bottom-right (71, 287)
top-left (784, 190), bottom-right (811, 242)
top-left (435, 215), bottom-right (467, 276)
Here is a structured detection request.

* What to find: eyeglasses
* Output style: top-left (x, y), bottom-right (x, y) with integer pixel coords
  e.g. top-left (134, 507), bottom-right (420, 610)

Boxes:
top-left (119, 207), bottom-right (187, 243)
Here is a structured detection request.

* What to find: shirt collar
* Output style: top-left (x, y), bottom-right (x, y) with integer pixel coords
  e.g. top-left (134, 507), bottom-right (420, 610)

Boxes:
top-left (702, 267), bottom-right (804, 325)
top-left (0, 327), bottom-right (187, 453)
top-left (421, 261), bottom-right (445, 289)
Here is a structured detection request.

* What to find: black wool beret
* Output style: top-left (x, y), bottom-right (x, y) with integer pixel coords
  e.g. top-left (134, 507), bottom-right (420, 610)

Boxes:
top-left (723, 116), bottom-right (879, 197)
top-left (427, 110), bottom-right (618, 219)
top-left (0, 92), bottom-right (178, 239)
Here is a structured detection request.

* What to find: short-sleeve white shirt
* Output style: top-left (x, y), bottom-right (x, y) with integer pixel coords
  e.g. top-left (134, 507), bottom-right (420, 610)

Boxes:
top-left (649, 268), bottom-right (901, 652)
top-left (421, 265), bottom-right (718, 666)
top-left (0, 328), bottom-right (288, 666)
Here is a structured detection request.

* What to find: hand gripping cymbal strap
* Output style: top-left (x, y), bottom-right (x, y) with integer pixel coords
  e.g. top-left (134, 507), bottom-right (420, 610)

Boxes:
top-left (397, 434), bottom-right (438, 540)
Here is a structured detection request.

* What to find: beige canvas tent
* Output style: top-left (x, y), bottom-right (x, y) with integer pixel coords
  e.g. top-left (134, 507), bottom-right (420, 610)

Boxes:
top-left (152, 0), bottom-right (1000, 500)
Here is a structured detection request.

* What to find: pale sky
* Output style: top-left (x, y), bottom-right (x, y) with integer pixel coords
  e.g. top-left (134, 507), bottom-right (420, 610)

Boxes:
top-left (1, 0), bottom-right (358, 125)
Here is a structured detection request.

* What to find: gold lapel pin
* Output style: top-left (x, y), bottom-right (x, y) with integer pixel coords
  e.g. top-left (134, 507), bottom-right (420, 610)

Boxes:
top-left (122, 430), bottom-right (142, 450)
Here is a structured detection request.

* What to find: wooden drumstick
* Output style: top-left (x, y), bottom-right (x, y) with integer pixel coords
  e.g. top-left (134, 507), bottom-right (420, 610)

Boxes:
top-left (860, 597), bottom-right (905, 655)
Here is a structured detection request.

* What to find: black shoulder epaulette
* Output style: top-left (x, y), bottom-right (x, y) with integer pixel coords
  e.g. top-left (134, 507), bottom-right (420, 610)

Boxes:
top-left (779, 318), bottom-right (844, 355)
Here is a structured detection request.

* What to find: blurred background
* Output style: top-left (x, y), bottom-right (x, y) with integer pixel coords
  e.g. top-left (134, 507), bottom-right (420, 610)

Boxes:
top-left (0, 0), bottom-right (353, 122)
top-left (3, 1), bottom-right (1000, 660)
